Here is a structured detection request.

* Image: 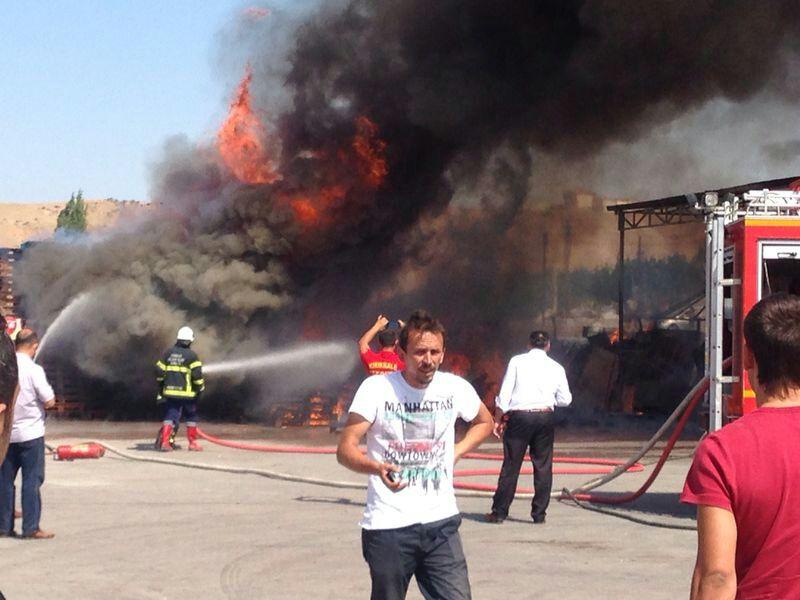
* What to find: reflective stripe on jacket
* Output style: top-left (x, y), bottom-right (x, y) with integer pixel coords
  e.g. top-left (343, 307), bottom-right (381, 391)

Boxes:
top-left (156, 344), bottom-right (204, 400)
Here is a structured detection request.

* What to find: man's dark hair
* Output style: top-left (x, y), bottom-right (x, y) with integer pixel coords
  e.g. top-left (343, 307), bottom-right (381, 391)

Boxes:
top-left (529, 330), bottom-right (550, 349)
top-left (743, 292), bottom-right (800, 396)
top-left (377, 329), bottom-right (398, 349)
top-left (399, 310), bottom-right (446, 351)
top-left (15, 328), bottom-right (39, 349)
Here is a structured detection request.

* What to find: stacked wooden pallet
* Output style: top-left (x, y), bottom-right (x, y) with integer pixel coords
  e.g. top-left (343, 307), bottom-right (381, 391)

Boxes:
top-left (0, 248), bottom-right (21, 315)
top-left (39, 358), bottom-right (105, 419)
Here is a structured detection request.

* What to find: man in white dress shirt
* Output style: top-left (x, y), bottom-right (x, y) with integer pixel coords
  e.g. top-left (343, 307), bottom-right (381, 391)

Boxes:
top-left (0, 329), bottom-right (55, 539)
top-left (485, 330), bottom-right (571, 524)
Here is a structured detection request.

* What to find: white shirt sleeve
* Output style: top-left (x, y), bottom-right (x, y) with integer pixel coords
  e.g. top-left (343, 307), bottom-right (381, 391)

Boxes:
top-left (554, 366), bottom-right (572, 408)
top-left (348, 376), bottom-right (379, 423)
top-left (33, 365), bottom-right (55, 404)
top-left (456, 378), bottom-right (481, 422)
top-left (495, 358), bottom-right (517, 413)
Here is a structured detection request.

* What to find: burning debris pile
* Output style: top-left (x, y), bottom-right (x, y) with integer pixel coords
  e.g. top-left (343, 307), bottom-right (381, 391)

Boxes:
top-left (268, 393), bottom-right (333, 428)
top-left (15, 1), bottom-right (800, 416)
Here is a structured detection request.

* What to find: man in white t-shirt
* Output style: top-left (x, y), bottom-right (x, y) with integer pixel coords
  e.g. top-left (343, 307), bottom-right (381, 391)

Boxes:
top-left (337, 310), bottom-right (494, 600)
top-left (0, 329), bottom-right (55, 539)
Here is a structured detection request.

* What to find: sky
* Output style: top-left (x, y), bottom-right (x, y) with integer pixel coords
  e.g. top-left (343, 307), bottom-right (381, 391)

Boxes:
top-left (2, 2), bottom-right (799, 206)
top-left (0, 1), bottom-right (266, 203)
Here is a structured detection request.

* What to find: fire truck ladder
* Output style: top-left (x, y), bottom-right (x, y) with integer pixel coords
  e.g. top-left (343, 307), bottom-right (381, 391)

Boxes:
top-left (742, 189), bottom-right (800, 217)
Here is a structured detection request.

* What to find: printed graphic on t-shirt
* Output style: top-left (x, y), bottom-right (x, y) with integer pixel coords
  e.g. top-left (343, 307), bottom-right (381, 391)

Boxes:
top-left (381, 395), bottom-right (454, 492)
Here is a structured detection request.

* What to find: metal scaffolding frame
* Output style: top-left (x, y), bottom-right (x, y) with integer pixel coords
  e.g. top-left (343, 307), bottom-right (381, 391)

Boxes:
top-left (607, 198), bottom-right (704, 349)
top-left (616, 199), bottom-right (701, 231)
top-left (606, 176), bottom-right (799, 430)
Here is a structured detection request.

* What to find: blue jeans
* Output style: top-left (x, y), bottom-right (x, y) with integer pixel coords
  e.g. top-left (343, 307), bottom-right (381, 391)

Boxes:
top-left (361, 514), bottom-right (471, 600)
top-left (0, 436), bottom-right (45, 536)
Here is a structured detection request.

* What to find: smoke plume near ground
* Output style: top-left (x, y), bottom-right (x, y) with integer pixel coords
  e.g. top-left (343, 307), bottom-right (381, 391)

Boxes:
top-left (16, 1), bottom-right (800, 415)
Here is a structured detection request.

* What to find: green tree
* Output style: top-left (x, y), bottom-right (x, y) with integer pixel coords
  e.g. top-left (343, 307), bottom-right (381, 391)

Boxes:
top-left (56, 190), bottom-right (87, 233)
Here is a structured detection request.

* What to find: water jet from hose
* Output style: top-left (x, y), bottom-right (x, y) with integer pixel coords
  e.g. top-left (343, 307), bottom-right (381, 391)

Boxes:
top-left (35, 292), bottom-right (93, 361)
top-left (204, 341), bottom-right (355, 375)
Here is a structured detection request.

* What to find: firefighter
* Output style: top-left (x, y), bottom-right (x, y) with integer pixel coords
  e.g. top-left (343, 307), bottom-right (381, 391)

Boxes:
top-left (155, 326), bottom-right (205, 452)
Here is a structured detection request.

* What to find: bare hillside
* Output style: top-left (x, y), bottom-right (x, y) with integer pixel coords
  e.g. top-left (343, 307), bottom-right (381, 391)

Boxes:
top-left (0, 200), bottom-right (145, 248)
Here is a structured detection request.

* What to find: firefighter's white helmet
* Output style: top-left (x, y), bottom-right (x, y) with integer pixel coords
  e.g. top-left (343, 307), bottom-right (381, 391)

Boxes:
top-left (176, 326), bottom-right (195, 343)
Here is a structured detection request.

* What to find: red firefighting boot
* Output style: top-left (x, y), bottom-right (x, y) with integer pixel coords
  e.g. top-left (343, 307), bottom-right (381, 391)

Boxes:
top-left (159, 424), bottom-right (174, 452)
top-left (187, 426), bottom-right (202, 451)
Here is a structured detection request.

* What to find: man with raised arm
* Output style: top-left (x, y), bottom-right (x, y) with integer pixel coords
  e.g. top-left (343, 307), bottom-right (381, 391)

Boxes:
top-left (358, 315), bottom-right (405, 375)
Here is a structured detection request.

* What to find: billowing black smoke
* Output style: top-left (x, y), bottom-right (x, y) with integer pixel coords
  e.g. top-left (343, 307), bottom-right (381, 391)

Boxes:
top-left (281, 0), bottom-right (799, 167)
top-left (17, 0), bottom-right (800, 414)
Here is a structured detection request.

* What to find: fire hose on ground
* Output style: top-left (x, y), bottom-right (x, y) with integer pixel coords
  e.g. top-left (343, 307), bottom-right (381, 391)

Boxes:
top-left (194, 428), bottom-right (644, 498)
top-left (55, 359), bottom-right (729, 505)
top-left (562, 357), bottom-right (730, 504)
top-left (70, 435), bottom-right (641, 500)
top-left (193, 358), bottom-right (729, 501)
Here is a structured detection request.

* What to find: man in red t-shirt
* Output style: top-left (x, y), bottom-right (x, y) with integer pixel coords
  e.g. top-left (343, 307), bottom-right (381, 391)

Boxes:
top-left (682, 292), bottom-right (800, 599)
top-left (358, 315), bottom-right (405, 375)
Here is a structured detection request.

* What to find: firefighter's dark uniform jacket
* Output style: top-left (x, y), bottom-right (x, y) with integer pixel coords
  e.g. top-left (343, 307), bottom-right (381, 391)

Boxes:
top-left (156, 344), bottom-right (204, 401)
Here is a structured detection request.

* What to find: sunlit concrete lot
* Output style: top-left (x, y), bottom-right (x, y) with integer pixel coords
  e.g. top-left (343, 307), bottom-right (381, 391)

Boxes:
top-left (1, 421), bottom-right (699, 599)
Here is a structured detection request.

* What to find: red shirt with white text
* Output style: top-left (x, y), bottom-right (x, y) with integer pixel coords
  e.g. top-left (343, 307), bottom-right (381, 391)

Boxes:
top-left (360, 349), bottom-right (404, 375)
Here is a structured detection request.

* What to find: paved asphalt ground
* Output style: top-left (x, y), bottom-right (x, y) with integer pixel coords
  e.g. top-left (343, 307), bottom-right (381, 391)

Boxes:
top-left (0, 421), bottom-right (701, 599)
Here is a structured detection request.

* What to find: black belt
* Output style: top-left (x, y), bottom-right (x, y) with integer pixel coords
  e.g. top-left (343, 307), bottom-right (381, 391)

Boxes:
top-left (509, 407), bottom-right (553, 413)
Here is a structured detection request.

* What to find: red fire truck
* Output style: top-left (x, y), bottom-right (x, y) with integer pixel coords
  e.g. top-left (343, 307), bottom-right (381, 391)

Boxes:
top-left (721, 189), bottom-right (800, 421)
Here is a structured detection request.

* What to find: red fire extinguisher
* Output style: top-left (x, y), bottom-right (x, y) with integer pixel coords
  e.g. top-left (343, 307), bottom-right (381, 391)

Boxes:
top-left (55, 443), bottom-right (105, 461)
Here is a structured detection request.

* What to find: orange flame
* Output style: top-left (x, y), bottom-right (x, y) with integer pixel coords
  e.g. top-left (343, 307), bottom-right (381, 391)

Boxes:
top-left (279, 116), bottom-right (388, 231)
top-left (352, 116), bottom-right (388, 188)
top-left (217, 66), bottom-right (281, 185)
top-left (285, 184), bottom-right (347, 228)
top-left (217, 72), bottom-right (389, 232)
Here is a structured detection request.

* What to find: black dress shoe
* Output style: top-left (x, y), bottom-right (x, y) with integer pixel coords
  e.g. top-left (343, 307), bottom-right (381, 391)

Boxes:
top-left (532, 517), bottom-right (546, 524)
top-left (0, 530), bottom-right (17, 538)
top-left (485, 512), bottom-right (505, 524)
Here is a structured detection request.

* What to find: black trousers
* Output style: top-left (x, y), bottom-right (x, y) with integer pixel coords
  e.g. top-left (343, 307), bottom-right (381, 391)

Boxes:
top-left (491, 411), bottom-right (554, 521)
